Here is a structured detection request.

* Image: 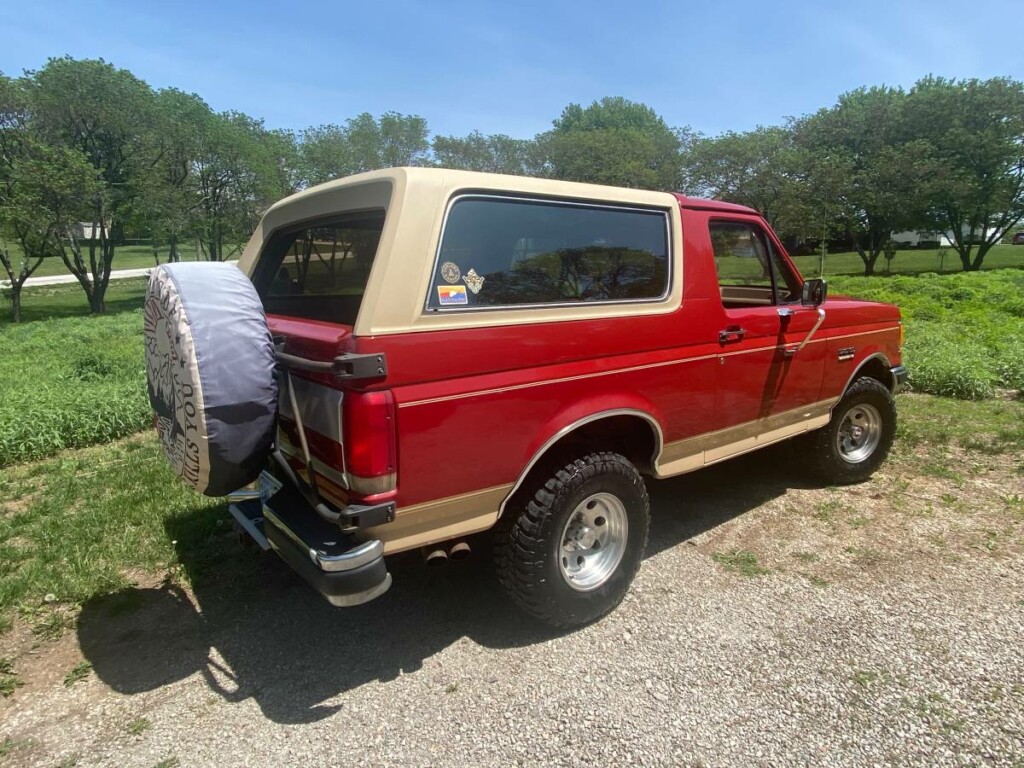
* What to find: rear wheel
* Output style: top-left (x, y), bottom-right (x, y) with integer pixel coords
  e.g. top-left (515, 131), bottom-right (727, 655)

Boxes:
top-left (494, 452), bottom-right (650, 628)
top-left (807, 377), bottom-right (896, 484)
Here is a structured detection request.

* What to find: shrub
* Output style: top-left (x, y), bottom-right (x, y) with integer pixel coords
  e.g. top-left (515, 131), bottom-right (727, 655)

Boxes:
top-left (0, 310), bottom-right (150, 466)
top-left (831, 270), bottom-right (1024, 400)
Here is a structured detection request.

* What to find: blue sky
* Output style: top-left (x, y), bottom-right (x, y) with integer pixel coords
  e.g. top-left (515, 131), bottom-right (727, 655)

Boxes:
top-left (1, 0), bottom-right (1021, 139)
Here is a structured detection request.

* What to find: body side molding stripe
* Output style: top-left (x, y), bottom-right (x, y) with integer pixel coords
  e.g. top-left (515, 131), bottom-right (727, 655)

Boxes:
top-left (398, 325), bottom-right (900, 409)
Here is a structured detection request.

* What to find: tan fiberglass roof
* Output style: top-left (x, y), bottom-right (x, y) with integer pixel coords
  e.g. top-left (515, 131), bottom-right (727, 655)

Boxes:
top-left (238, 167), bottom-right (686, 336)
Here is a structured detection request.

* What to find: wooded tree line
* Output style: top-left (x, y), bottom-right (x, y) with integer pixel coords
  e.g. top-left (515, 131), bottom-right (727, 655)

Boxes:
top-left (1, 57), bottom-right (1023, 320)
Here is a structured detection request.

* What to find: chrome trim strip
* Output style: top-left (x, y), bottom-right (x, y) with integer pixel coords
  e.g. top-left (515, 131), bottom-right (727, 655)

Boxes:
top-left (423, 193), bottom-right (674, 314)
top-left (840, 352), bottom-right (894, 394)
top-left (497, 409), bottom-right (665, 518)
top-left (264, 507), bottom-right (384, 573)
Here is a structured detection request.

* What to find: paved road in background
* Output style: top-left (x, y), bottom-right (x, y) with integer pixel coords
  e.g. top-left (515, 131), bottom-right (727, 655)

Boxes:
top-left (3, 261), bottom-right (239, 289)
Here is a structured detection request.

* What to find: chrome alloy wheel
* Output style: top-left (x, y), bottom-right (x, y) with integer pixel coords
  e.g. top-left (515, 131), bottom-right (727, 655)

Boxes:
top-left (558, 492), bottom-right (629, 591)
top-left (836, 403), bottom-right (883, 463)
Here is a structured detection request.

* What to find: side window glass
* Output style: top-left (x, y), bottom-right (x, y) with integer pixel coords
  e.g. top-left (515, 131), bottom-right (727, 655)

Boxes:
top-left (710, 222), bottom-right (773, 288)
top-left (427, 197), bottom-right (669, 310)
top-left (709, 220), bottom-right (799, 306)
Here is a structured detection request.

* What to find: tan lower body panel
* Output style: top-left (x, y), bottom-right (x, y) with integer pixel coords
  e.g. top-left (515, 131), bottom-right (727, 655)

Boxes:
top-left (363, 484), bottom-right (512, 554)
top-left (365, 400), bottom-right (837, 554)
top-left (654, 399), bottom-right (836, 478)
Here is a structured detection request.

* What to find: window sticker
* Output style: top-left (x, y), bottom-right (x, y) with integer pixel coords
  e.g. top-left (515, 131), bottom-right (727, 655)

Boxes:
top-left (437, 284), bottom-right (469, 305)
top-left (440, 261), bottom-right (461, 284)
top-left (462, 268), bottom-right (485, 295)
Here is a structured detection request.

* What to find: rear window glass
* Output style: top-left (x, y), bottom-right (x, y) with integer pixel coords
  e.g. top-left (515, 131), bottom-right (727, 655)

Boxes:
top-left (427, 196), bottom-right (669, 310)
top-left (253, 210), bottom-right (385, 325)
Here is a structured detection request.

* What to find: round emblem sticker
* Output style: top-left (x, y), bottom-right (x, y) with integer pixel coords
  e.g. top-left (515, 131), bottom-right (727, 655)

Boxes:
top-left (440, 261), bottom-right (461, 284)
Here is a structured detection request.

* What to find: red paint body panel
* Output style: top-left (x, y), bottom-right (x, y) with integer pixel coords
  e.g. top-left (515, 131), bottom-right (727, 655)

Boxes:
top-left (266, 198), bottom-right (903, 513)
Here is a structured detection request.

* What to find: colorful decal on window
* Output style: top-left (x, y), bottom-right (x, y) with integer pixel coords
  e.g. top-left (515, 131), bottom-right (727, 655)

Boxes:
top-left (440, 261), bottom-right (461, 284)
top-left (437, 284), bottom-right (468, 305)
top-left (462, 268), bottom-right (485, 295)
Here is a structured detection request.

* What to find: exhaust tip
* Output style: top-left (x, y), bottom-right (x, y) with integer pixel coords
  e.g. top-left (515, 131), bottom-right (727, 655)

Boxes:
top-left (448, 541), bottom-right (472, 561)
top-left (423, 547), bottom-right (449, 567)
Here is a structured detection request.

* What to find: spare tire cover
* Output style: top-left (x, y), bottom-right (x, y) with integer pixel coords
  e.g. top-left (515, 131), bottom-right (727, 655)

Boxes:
top-left (143, 262), bottom-right (278, 496)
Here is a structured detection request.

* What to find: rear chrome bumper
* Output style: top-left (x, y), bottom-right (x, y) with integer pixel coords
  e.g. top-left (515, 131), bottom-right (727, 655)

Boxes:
top-left (229, 486), bottom-right (391, 607)
top-left (891, 364), bottom-right (909, 392)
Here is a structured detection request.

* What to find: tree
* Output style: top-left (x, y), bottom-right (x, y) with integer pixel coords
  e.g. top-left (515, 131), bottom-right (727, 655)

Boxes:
top-left (684, 125), bottom-right (809, 234)
top-left (193, 111), bottom-right (287, 262)
top-left (0, 74), bottom-right (99, 321)
top-left (796, 87), bottom-right (937, 276)
top-left (299, 112), bottom-right (429, 185)
top-left (432, 131), bottom-right (545, 176)
top-left (27, 57), bottom-right (162, 312)
top-left (541, 97), bottom-right (687, 190)
top-left (905, 76), bottom-right (1024, 271)
top-left (142, 88), bottom-right (212, 264)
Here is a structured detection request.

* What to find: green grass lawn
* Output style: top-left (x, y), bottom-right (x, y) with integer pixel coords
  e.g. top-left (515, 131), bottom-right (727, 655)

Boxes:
top-left (0, 433), bottom-right (228, 632)
top-left (0, 278), bottom-right (148, 324)
top-left (792, 243), bottom-right (1023, 278)
top-left (831, 270), bottom-right (1024, 399)
top-left (0, 303), bottom-right (150, 466)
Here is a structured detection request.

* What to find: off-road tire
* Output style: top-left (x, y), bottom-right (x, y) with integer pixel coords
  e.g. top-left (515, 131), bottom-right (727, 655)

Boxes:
top-left (494, 452), bottom-right (650, 628)
top-left (807, 377), bottom-right (896, 485)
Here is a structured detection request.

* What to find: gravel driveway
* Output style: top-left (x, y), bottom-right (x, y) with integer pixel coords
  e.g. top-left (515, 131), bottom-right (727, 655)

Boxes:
top-left (2, 451), bottom-right (1022, 767)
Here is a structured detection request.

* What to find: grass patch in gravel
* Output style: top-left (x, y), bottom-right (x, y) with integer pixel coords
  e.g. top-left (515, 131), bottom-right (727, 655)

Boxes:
top-left (712, 549), bottom-right (769, 577)
top-left (896, 393), bottom-right (1024, 453)
top-left (126, 717), bottom-right (152, 736)
top-left (62, 661), bottom-right (92, 687)
top-left (0, 655), bottom-right (24, 697)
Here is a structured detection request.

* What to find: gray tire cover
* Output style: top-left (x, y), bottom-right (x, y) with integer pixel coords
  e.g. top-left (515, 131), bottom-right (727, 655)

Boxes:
top-left (143, 262), bottom-right (278, 496)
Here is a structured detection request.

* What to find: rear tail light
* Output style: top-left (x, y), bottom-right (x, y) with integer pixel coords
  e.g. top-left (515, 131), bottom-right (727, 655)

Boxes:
top-left (342, 390), bottom-right (397, 496)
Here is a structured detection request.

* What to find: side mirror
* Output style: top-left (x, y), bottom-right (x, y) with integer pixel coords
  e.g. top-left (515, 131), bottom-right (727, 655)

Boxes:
top-left (802, 278), bottom-right (827, 307)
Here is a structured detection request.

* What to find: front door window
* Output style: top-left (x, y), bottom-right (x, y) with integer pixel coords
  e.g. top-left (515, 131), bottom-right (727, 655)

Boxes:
top-left (709, 221), bottom-right (799, 307)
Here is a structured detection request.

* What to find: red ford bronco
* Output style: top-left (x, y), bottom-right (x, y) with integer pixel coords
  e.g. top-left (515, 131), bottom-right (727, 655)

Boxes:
top-left (145, 167), bottom-right (906, 628)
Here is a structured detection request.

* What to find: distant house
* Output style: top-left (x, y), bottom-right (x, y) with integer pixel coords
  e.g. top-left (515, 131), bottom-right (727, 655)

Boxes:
top-left (70, 222), bottom-right (108, 242)
top-left (890, 226), bottom-right (1002, 247)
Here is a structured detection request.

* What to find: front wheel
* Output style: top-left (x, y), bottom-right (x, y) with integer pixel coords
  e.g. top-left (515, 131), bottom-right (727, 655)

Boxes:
top-left (807, 377), bottom-right (897, 484)
top-left (494, 452), bottom-right (650, 628)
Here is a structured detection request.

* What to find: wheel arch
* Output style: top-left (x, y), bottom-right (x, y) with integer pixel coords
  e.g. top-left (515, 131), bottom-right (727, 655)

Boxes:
top-left (842, 352), bottom-right (895, 394)
top-left (498, 408), bottom-right (664, 518)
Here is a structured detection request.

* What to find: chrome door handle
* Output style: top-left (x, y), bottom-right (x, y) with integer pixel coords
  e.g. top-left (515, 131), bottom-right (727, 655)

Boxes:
top-left (718, 327), bottom-right (746, 344)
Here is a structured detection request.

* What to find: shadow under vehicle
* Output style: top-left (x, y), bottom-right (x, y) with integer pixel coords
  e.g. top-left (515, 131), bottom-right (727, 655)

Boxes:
top-left (78, 446), bottom-right (815, 725)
